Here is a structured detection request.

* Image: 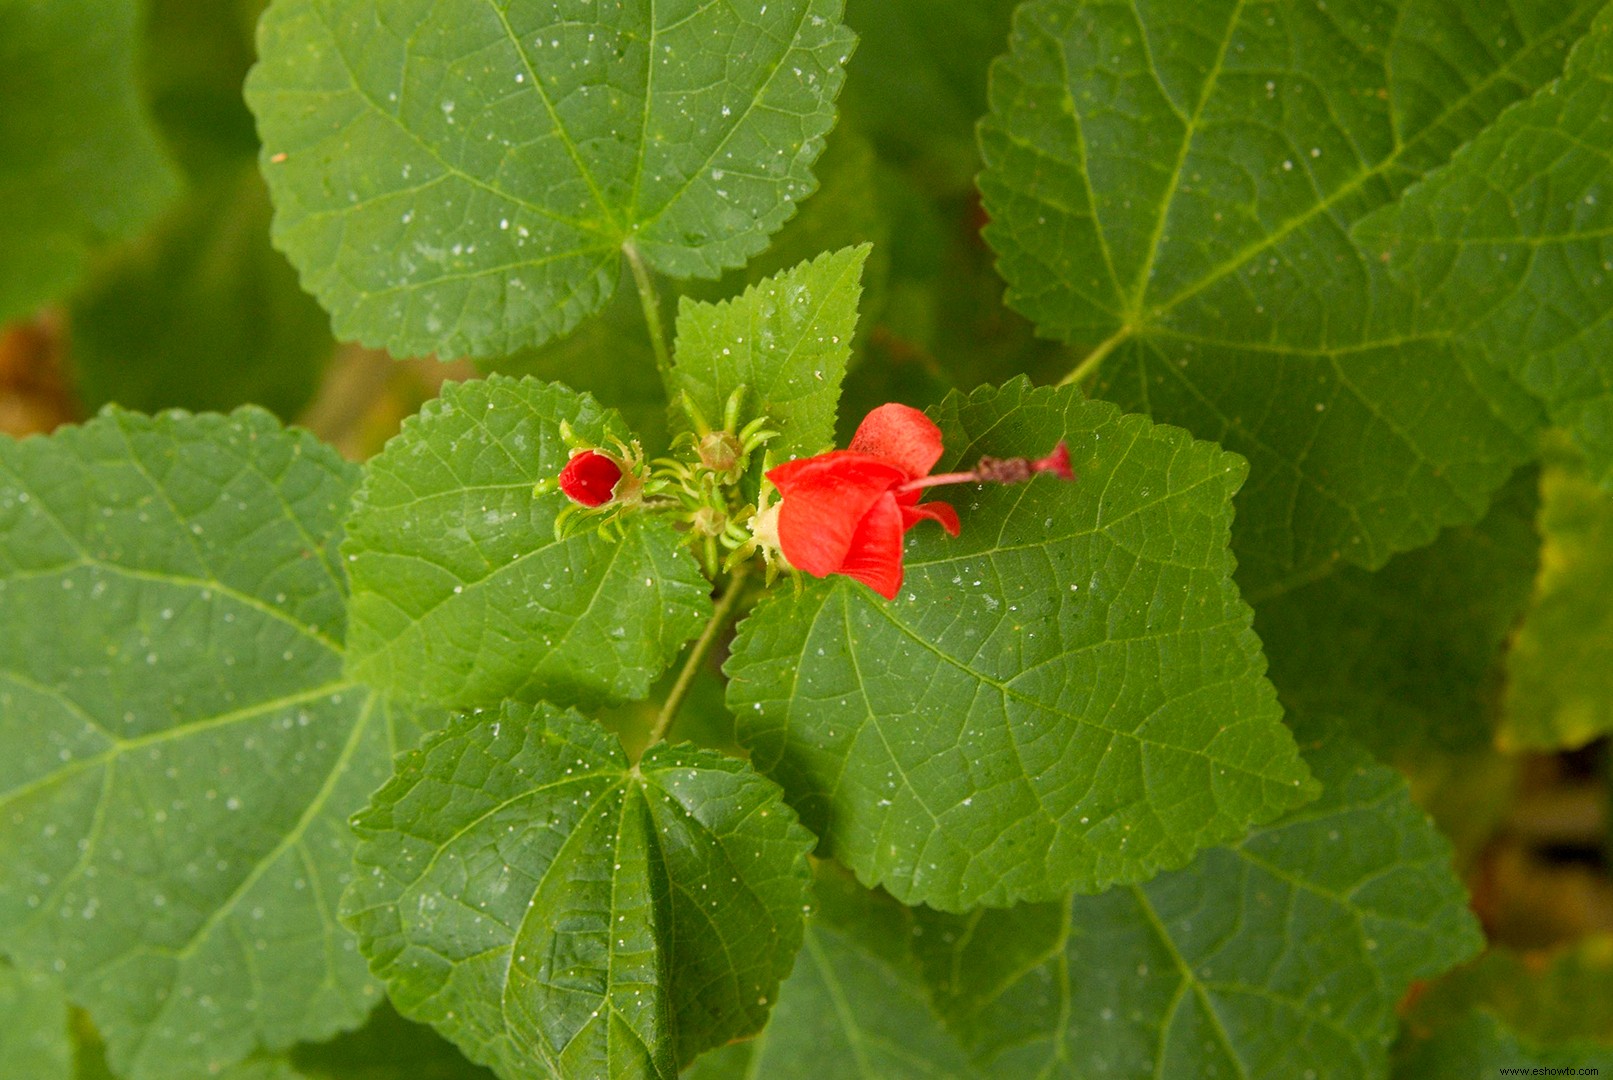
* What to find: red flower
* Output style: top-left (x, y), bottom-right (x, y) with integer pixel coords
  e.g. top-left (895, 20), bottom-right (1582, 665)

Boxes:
top-left (557, 450), bottom-right (623, 507)
top-left (766, 404), bottom-right (962, 599)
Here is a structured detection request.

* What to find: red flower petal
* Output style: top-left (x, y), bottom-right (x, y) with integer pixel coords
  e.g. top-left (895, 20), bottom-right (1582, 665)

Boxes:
top-left (848, 403), bottom-right (945, 479)
top-left (834, 492), bottom-right (906, 599)
top-left (557, 450), bottom-right (622, 507)
top-left (768, 452), bottom-right (908, 576)
top-left (901, 499), bottom-right (960, 537)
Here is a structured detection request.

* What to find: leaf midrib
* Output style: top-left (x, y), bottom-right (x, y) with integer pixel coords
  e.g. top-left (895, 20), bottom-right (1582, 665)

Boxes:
top-left (1071, 0), bottom-right (1600, 373)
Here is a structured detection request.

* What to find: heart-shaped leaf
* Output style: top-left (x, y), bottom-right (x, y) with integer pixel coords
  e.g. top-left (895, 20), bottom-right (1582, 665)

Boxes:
top-left (343, 702), bottom-right (815, 1080)
top-left (247, 0), bottom-right (855, 358)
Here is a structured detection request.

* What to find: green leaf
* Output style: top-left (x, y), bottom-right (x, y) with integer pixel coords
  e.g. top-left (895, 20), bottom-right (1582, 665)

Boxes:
top-left (475, 266), bottom-right (672, 450)
top-left (69, 165), bottom-right (334, 419)
top-left (727, 381), bottom-right (1315, 911)
top-left (1394, 1011), bottom-right (1613, 1080)
top-left (343, 702), bottom-right (816, 1080)
top-left (1502, 440), bottom-right (1613, 750)
top-left (914, 742), bottom-right (1483, 1079)
top-left (1356, 8), bottom-right (1613, 487)
top-left (291, 1000), bottom-right (496, 1080)
top-left (342, 375), bottom-right (712, 709)
top-left (979, 0), bottom-right (1591, 588)
top-left (215, 1063), bottom-right (311, 1080)
top-left (0, 407), bottom-right (444, 1080)
top-left (1256, 465), bottom-right (1541, 758)
top-left (682, 126), bottom-right (892, 319)
top-left (0, 964), bottom-right (71, 1080)
top-left (0, 0), bottom-right (180, 322)
top-left (246, 0), bottom-right (855, 359)
top-left (673, 245), bottom-right (870, 460)
top-left (683, 865), bottom-right (983, 1080)
top-left (485, 128), bottom-right (894, 454)
top-left (1093, 340), bottom-right (1542, 591)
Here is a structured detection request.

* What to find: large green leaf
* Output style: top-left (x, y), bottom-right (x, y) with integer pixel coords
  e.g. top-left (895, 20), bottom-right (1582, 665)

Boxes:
top-left (0, 0), bottom-right (180, 322)
top-left (684, 125), bottom-right (891, 308)
top-left (70, 166), bottom-right (334, 419)
top-left (0, 964), bottom-right (71, 1080)
top-left (342, 375), bottom-right (712, 709)
top-left (673, 245), bottom-right (870, 461)
top-left (343, 702), bottom-right (815, 1080)
top-left (1255, 466), bottom-right (1540, 757)
top-left (980, 0), bottom-right (1591, 588)
top-left (1357, 8), bottom-right (1613, 487)
top-left (727, 381), bottom-right (1315, 911)
top-left (683, 866), bottom-right (983, 1080)
top-left (483, 132), bottom-right (890, 454)
top-left (477, 263), bottom-right (673, 451)
top-left (1502, 441), bottom-right (1613, 750)
top-left (0, 407), bottom-right (442, 1080)
top-left (915, 743), bottom-right (1483, 1079)
top-left (246, 0), bottom-right (855, 359)
top-left (73, 1020), bottom-right (311, 1080)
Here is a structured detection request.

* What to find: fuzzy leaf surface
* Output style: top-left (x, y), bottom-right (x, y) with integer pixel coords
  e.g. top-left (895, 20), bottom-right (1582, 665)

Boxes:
top-left (0, 0), bottom-right (180, 321)
top-left (246, 0), bottom-right (854, 358)
top-left (0, 408), bottom-right (440, 1080)
top-left (343, 702), bottom-right (815, 1080)
top-left (1357, 9), bottom-right (1613, 486)
top-left (342, 375), bottom-right (712, 710)
top-left (727, 381), bottom-right (1315, 911)
top-left (1256, 466), bottom-right (1540, 757)
top-left (0, 964), bottom-right (71, 1080)
top-left (915, 743), bottom-right (1483, 1079)
top-left (980, 0), bottom-right (1592, 587)
top-left (683, 866), bottom-right (982, 1080)
top-left (673, 245), bottom-right (869, 461)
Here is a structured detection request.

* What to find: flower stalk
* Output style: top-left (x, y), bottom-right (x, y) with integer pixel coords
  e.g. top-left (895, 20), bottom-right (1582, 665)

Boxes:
top-left (644, 562), bottom-right (754, 752)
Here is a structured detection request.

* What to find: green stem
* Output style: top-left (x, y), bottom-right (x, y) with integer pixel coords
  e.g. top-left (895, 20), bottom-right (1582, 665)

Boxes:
top-left (644, 563), bottom-right (754, 752)
top-left (1059, 325), bottom-right (1132, 388)
top-left (624, 242), bottom-right (675, 396)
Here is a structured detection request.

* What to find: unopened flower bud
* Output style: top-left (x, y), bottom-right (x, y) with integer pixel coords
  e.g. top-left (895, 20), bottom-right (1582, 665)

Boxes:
top-left (557, 450), bottom-right (623, 507)
top-left (699, 430), bottom-right (744, 475)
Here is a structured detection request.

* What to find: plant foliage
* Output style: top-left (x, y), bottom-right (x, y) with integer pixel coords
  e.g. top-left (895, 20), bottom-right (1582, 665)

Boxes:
top-left (3, 0), bottom-right (1612, 1077)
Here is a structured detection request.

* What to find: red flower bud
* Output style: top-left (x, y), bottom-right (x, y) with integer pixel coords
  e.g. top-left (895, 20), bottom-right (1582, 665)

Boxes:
top-left (557, 450), bottom-right (623, 507)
